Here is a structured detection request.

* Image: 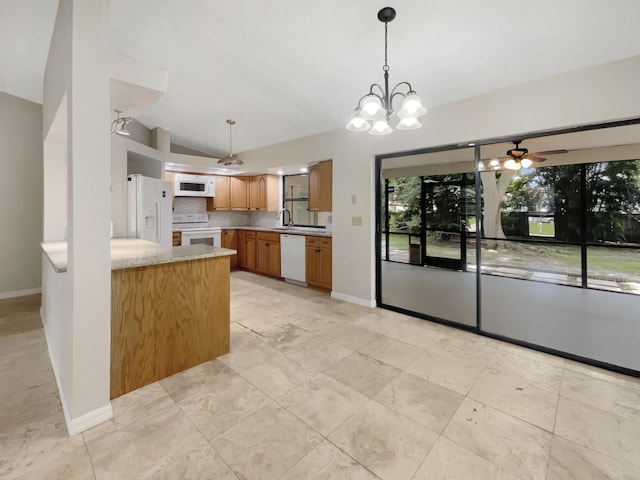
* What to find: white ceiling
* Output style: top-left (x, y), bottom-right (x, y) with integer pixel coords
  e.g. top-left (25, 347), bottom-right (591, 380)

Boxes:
top-left (3, 0), bottom-right (640, 157)
top-left (381, 124), bottom-right (640, 170)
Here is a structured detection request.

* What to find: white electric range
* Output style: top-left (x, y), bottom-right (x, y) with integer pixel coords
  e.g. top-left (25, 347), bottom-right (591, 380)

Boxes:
top-left (172, 213), bottom-right (221, 247)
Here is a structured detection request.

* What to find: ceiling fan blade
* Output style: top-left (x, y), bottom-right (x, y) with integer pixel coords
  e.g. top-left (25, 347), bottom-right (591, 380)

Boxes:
top-left (532, 149), bottom-right (568, 156)
top-left (528, 155), bottom-right (546, 162)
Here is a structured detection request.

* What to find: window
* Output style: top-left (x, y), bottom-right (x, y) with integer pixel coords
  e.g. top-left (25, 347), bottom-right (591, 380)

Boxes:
top-left (282, 174), bottom-right (328, 227)
top-left (380, 154), bottom-right (640, 295)
top-left (382, 173), bottom-right (474, 269)
top-left (480, 158), bottom-right (640, 294)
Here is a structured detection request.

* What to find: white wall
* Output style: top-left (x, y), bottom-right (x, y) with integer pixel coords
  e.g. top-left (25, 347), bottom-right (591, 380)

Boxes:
top-left (0, 93), bottom-right (43, 298)
top-left (239, 55), bottom-right (640, 305)
top-left (41, 0), bottom-right (112, 435)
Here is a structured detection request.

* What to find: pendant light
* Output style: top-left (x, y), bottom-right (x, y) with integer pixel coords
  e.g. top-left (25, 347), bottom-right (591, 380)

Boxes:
top-left (218, 119), bottom-right (244, 166)
top-left (110, 109), bottom-right (134, 136)
top-left (346, 7), bottom-right (427, 135)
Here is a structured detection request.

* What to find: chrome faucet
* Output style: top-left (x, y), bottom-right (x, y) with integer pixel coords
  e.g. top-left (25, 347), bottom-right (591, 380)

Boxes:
top-left (277, 208), bottom-right (293, 226)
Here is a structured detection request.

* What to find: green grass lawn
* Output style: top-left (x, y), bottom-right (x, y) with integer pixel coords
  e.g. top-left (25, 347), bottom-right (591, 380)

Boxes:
top-left (529, 222), bottom-right (555, 236)
top-left (383, 233), bottom-right (640, 280)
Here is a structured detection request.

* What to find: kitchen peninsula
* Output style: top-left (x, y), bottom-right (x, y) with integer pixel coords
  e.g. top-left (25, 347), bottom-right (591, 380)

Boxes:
top-left (42, 239), bottom-right (236, 398)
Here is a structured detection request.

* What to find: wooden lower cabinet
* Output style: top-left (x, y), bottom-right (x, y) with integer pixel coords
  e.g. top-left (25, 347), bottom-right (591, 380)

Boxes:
top-left (172, 231), bottom-right (182, 246)
top-left (236, 230), bottom-right (246, 266)
top-left (306, 236), bottom-right (332, 290)
top-left (241, 231), bottom-right (256, 270)
top-left (110, 256), bottom-right (230, 399)
top-left (238, 230), bottom-right (332, 288)
top-left (256, 232), bottom-right (281, 277)
top-left (221, 229), bottom-right (238, 268)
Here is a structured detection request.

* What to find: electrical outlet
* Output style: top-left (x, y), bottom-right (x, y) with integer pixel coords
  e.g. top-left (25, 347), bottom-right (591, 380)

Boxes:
top-left (351, 194), bottom-right (357, 204)
top-left (352, 216), bottom-right (362, 226)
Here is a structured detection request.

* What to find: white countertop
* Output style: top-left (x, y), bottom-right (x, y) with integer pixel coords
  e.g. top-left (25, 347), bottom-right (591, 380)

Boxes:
top-left (42, 238), bottom-right (236, 273)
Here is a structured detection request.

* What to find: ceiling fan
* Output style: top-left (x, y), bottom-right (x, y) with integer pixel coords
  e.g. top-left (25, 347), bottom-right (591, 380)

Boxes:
top-left (482, 140), bottom-right (568, 170)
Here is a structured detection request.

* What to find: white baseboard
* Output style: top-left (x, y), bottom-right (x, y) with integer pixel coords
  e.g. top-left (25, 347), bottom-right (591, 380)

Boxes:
top-left (41, 310), bottom-right (113, 437)
top-left (0, 287), bottom-right (41, 300)
top-left (331, 291), bottom-right (376, 308)
top-left (66, 404), bottom-right (113, 437)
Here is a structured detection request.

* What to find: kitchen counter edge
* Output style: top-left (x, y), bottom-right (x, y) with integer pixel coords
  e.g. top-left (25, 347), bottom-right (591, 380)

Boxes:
top-left (206, 226), bottom-right (332, 238)
top-left (42, 238), bottom-right (236, 273)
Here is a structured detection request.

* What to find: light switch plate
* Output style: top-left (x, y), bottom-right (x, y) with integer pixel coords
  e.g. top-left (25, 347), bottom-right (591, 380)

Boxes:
top-left (351, 194), bottom-right (357, 204)
top-left (352, 216), bottom-right (362, 226)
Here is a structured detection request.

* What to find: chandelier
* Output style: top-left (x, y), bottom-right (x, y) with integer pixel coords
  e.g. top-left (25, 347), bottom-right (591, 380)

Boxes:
top-left (217, 119), bottom-right (244, 166)
top-left (346, 7), bottom-right (427, 135)
top-left (110, 109), bottom-right (134, 136)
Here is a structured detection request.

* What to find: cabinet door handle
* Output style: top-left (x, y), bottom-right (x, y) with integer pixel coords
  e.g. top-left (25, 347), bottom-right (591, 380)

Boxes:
top-left (316, 249), bottom-right (320, 253)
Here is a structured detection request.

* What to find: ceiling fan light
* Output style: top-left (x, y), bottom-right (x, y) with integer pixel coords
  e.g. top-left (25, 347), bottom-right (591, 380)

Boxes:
top-left (520, 158), bottom-right (533, 168)
top-left (478, 161), bottom-right (486, 170)
top-left (504, 159), bottom-right (519, 170)
top-left (361, 95), bottom-right (385, 120)
top-left (346, 110), bottom-right (371, 132)
top-left (369, 119), bottom-right (392, 135)
top-left (398, 92), bottom-right (427, 118)
top-left (489, 158), bottom-right (500, 167)
top-left (396, 116), bottom-right (421, 130)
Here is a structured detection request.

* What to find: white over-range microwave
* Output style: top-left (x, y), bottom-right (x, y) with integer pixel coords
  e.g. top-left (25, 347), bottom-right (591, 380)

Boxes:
top-left (173, 173), bottom-right (215, 197)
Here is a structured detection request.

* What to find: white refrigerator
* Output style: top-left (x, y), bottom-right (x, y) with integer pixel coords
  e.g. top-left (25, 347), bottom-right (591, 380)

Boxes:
top-left (127, 174), bottom-right (172, 246)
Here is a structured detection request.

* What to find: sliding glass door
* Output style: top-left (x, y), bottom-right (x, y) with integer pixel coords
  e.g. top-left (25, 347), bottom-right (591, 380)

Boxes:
top-left (376, 121), bottom-right (640, 373)
top-left (378, 148), bottom-right (477, 328)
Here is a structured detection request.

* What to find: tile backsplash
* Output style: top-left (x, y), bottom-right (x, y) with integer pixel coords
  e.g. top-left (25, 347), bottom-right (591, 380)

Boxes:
top-left (249, 211), bottom-right (281, 228)
top-left (207, 211), bottom-right (250, 227)
top-left (173, 197), bottom-right (323, 229)
top-left (173, 197), bottom-right (207, 214)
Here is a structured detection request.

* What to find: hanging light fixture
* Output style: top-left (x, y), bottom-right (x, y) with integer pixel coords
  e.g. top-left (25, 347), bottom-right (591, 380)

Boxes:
top-left (110, 109), bottom-right (134, 136)
top-left (218, 119), bottom-right (244, 166)
top-left (346, 7), bottom-right (427, 135)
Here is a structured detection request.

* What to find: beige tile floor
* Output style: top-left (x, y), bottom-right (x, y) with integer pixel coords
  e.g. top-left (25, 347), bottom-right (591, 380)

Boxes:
top-left (1, 271), bottom-right (640, 479)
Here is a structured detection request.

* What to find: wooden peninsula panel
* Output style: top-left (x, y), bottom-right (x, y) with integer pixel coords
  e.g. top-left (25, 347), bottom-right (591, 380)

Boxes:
top-left (111, 255), bottom-right (230, 399)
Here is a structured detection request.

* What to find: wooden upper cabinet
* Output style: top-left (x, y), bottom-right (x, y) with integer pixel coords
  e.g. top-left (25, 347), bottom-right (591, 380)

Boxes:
top-left (248, 176), bottom-right (260, 210)
top-left (195, 174), bottom-right (279, 212)
top-left (207, 175), bottom-right (230, 211)
top-left (249, 175), bottom-right (280, 211)
top-left (308, 160), bottom-right (332, 212)
top-left (230, 177), bottom-right (248, 210)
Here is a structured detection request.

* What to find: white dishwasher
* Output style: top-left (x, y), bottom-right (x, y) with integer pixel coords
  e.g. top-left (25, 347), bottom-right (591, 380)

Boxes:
top-left (280, 234), bottom-right (306, 286)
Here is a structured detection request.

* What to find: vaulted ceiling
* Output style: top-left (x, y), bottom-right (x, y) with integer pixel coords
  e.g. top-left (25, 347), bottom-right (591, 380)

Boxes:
top-left (2, 0), bottom-right (640, 156)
